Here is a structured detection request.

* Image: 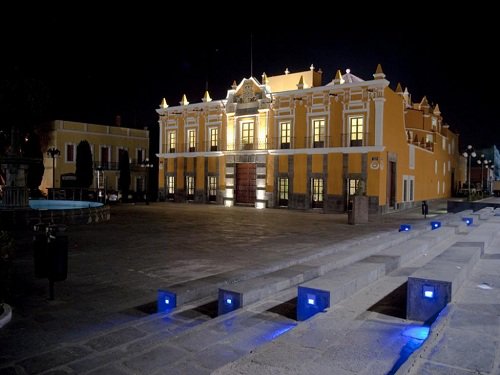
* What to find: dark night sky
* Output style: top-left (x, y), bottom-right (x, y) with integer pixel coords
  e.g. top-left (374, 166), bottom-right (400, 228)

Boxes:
top-left (1, 10), bottom-right (497, 150)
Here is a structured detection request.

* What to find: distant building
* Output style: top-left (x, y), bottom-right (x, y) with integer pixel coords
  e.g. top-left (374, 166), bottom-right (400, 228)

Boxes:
top-left (156, 65), bottom-right (459, 213)
top-left (41, 120), bottom-right (149, 195)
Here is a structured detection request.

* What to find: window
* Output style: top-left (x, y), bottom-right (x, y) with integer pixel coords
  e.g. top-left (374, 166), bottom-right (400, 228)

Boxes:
top-left (348, 179), bottom-right (360, 196)
top-left (210, 128), bottom-right (218, 151)
top-left (432, 117), bottom-right (437, 128)
top-left (409, 145), bottom-right (415, 169)
top-left (311, 178), bottom-right (324, 208)
top-left (426, 134), bottom-right (433, 144)
top-left (241, 121), bottom-right (254, 149)
top-left (118, 148), bottom-right (127, 164)
top-left (350, 116), bottom-right (363, 146)
top-left (186, 176), bottom-right (195, 200)
top-left (168, 131), bottom-right (176, 153)
top-left (65, 143), bottom-right (75, 163)
top-left (208, 176), bottom-right (217, 201)
top-left (167, 176), bottom-right (175, 199)
top-left (136, 148), bottom-right (144, 164)
top-left (188, 129), bottom-right (196, 152)
top-left (280, 122), bottom-right (291, 149)
top-left (442, 137), bottom-right (446, 150)
top-left (403, 175), bottom-right (415, 202)
top-left (312, 119), bottom-right (325, 148)
top-left (100, 146), bottom-right (110, 169)
top-left (278, 177), bottom-right (289, 206)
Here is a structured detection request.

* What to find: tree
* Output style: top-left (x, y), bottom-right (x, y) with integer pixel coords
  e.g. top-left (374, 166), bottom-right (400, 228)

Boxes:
top-left (0, 66), bottom-right (51, 156)
top-left (21, 132), bottom-right (45, 197)
top-left (75, 140), bottom-right (93, 188)
top-left (118, 150), bottom-right (130, 201)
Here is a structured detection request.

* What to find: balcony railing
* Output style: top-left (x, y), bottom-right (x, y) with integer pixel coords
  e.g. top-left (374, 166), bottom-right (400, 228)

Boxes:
top-left (93, 161), bottom-right (145, 170)
top-left (341, 133), bottom-right (370, 147)
top-left (160, 134), bottom-right (372, 154)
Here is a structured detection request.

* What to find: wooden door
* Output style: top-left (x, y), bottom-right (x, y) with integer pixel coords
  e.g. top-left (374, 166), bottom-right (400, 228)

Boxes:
top-left (236, 163), bottom-right (256, 204)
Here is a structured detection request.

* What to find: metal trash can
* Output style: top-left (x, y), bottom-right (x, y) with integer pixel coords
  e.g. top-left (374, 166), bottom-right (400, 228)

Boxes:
top-left (46, 225), bottom-right (68, 282)
top-left (33, 223), bottom-right (49, 278)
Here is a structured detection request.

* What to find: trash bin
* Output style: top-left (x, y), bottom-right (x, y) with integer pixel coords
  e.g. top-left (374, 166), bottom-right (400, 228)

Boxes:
top-left (33, 223), bottom-right (49, 278)
top-left (46, 225), bottom-right (68, 282)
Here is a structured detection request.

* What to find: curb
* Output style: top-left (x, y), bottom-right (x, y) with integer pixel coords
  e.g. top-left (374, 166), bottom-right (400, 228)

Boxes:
top-left (0, 303), bottom-right (12, 328)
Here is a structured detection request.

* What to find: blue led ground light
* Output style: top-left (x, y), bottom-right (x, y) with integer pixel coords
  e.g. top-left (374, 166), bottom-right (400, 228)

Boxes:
top-left (157, 289), bottom-right (176, 312)
top-left (399, 224), bottom-right (411, 232)
top-left (430, 221), bottom-right (441, 230)
top-left (218, 289), bottom-right (242, 315)
top-left (423, 285), bottom-right (435, 299)
top-left (297, 286), bottom-right (330, 321)
top-left (462, 217), bottom-right (473, 226)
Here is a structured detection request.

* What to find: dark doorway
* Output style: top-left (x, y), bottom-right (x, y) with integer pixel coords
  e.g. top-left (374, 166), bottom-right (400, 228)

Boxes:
top-left (388, 161), bottom-right (396, 208)
top-left (236, 163), bottom-right (256, 204)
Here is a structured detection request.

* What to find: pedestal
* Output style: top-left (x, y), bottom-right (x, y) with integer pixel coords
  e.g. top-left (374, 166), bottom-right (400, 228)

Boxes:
top-left (348, 195), bottom-right (369, 225)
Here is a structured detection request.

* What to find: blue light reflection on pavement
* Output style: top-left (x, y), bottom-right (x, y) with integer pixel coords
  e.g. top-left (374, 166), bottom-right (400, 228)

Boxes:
top-left (387, 325), bottom-right (430, 375)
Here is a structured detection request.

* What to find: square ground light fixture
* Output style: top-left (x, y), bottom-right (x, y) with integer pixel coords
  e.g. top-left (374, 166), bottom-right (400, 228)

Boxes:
top-left (407, 278), bottom-right (451, 321)
top-left (218, 289), bottom-right (242, 315)
top-left (399, 224), bottom-right (412, 232)
top-left (157, 289), bottom-right (176, 312)
top-left (462, 217), bottom-right (473, 226)
top-left (430, 221), bottom-right (441, 230)
top-left (297, 286), bottom-right (330, 321)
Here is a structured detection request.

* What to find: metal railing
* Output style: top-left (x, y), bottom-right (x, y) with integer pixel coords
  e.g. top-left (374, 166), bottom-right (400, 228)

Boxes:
top-left (159, 134), bottom-right (373, 154)
top-left (340, 133), bottom-right (370, 147)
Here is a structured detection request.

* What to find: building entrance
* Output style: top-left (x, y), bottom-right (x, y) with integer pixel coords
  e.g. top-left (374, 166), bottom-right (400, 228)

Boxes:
top-left (235, 163), bottom-right (256, 204)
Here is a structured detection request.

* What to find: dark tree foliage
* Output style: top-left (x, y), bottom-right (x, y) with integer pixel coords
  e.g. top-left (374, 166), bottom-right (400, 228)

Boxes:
top-left (0, 66), bottom-right (51, 156)
top-left (75, 140), bottom-right (93, 188)
top-left (21, 133), bottom-right (45, 196)
top-left (118, 150), bottom-right (130, 200)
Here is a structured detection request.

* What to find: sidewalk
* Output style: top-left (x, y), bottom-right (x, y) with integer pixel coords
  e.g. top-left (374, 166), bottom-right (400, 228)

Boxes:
top-left (3, 199), bottom-right (494, 374)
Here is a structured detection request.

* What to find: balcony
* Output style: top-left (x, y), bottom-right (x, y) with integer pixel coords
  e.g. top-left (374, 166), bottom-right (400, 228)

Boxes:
top-left (304, 136), bottom-right (333, 148)
top-left (341, 133), bottom-right (370, 147)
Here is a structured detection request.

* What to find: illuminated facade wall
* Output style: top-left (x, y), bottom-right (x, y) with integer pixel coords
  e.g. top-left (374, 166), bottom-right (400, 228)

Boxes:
top-left (42, 120), bottom-right (150, 193)
top-left (156, 66), bottom-right (459, 213)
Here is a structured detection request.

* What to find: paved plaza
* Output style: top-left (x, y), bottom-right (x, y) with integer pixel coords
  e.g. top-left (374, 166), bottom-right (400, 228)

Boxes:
top-left (0, 200), bottom-right (499, 374)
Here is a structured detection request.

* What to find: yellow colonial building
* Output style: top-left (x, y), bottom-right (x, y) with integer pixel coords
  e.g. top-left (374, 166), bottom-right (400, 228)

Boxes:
top-left (41, 120), bottom-right (150, 195)
top-left (156, 65), bottom-right (459, 213)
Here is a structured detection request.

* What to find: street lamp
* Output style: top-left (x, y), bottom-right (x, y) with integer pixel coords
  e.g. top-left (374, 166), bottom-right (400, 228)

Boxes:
top-left (462, 145), bottom-right (476, 201)
top-left (485, 163), bottom-right (494, 195)
top-left (141, 158), bottom-right (153, 205)
top-left (47, 147), bottom-right (61, 199)
top-left (476, 155), bottom-right (491, 194)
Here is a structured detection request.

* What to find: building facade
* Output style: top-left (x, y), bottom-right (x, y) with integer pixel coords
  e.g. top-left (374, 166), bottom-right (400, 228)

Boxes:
top-left (41, 120), bottom-right (150, 195)
top-left (156, 65), bottom-right (459, 213)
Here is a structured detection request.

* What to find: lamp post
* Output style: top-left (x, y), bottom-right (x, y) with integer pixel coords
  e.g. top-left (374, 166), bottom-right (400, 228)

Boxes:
top-left (141, 158), bottom-right (153, 205)
top-left (462, 145), bottom-right (476, 201)
top-left (485, 163), bottom-right (493, 195)
top-left (476, 155), bottom-right (491, 194)
top-left (47, 147), bottom-right (61, 199)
